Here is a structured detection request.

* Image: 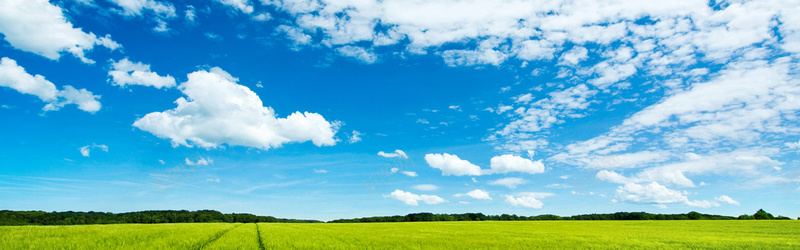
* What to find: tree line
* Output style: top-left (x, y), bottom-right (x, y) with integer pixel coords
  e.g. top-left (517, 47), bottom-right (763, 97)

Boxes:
top-left (0, 210), bottom-right (321, 225)
top-left (329, 209), bottom-right (794, 223)
top-left (0, 209), bottom-right (792, 225)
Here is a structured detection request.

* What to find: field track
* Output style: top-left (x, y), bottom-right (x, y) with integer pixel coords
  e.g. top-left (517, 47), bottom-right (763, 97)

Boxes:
top-left (1, 220), bottom-right (799, 249)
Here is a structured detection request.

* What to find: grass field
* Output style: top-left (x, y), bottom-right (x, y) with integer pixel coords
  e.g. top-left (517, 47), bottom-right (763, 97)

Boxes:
top-left (1, 221), bottom-right (798, 249)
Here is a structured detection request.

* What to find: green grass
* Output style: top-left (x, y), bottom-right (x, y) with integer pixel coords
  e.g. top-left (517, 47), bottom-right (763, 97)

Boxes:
top-left (1, 221), bottom-right (798, 249)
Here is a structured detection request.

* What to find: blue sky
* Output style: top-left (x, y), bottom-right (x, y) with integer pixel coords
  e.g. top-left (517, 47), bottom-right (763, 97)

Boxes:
top-left (1, 0), bottom-right (799, 221)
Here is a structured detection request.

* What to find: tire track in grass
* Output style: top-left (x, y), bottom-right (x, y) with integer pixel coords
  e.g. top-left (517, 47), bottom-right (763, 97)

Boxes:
top-left (194, 224), bottom-right (241, 250)
top-left (255, 223), bottom-right (266, 250)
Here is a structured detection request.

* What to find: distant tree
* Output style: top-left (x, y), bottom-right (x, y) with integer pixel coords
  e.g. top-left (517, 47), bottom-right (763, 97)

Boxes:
top-left (753, 209), bottom-right (774, 220)
top-left (687, 211), bottom-right (702, 220)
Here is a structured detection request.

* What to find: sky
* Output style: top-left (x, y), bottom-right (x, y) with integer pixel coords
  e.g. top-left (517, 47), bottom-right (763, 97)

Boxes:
top-left (1, 0), bottom-right (799, 221)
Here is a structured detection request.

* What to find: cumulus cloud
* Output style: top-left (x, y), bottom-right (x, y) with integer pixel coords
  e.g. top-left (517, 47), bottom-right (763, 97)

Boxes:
top-left (424, 153), bottom-right (482, 176)
top-left (559, 46), bottom-right (589, 65)
top-left (488, 177), bottom-right (528, 189)
top-left (715, 195), bottom-right (740, 206)
top-left (79, 144), bottom-right (108, 157)
top-left (0, 0), bottom-right (120, 63)
top-left (401, 171), bottom-right (418, 177)
top-left (486, 154), bottom-right (545, 174)
top-left (378, 149), bottom-right (408, 159)
top-left (336, 46), bottom-right (378, 64)
top-left (108, 0), bottom-right (176, 17)
top-left (276, 25), bottom-right (312, 48)
top-left (614, 182), bottom-right (718, 208)
top-left (411, 184), bottom-right (438, 191)
top-left (252, 12), bottom-right (272, 22)
top-left (106, 0), bottom-right (176, 32)
top-left (495, 84), bottom-right (597, 152)
top-left (215, 0), bottom-right (253, 14)
top-left (587, 151), bottom-right (670, 169)
top-left (387, 189), bottom-right (446, 206)
top-left (348, 130), bottom-right (362, 143)
top-left (0, 57), bottom-right (101, 113)
top-left (185, 157), bottom-right (211, 166)
top-left (132, 67), bottom-right (339, 149)
top-left (185, 5), bottom-right (196, 23)
top-left (108, 58), bottom-right (176, 89)
top-left (595, 150), bottom-right (783, 188)
top-left (785, 141), bottom-right (800, 149)
top-left (504, 192), bottom-right (553, 209)
top-left (442, 38), bottom-right (508, 66)
top-left (454, 189), bottom-right (492, 200)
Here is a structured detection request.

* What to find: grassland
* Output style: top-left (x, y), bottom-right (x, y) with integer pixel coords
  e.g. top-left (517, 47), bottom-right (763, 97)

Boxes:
top-left (1, 221), bottom-right (798, 249)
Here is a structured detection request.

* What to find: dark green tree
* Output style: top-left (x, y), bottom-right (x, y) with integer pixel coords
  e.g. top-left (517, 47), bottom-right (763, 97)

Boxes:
top-left (753, 209), bottom-right (774, 220)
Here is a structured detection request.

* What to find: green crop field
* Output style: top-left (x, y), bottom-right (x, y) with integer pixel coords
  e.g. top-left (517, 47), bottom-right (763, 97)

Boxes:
top-left (1, 221), bottom-right (798, 249)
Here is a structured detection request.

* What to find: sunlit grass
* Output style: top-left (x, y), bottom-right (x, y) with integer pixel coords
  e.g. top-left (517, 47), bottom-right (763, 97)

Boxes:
top-left (256, 221), bottom-right (800, 249)
top-left (0, 223), bottom-right (236, 249)
top-left (1, 221), bottom-right (798, 249)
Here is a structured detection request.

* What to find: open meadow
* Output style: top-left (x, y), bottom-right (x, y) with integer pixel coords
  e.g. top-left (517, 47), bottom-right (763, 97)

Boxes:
top-left (1, 220), bottom-right (798, 249)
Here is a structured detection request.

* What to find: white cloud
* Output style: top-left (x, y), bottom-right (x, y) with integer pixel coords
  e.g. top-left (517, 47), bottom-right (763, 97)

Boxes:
top-left (486, 154), bottom-right (544, 174)
top-left (336, 46), bottom-right (378, 64)
top-left (504, 192), bottom-right (553, 209)
top-left (411, 184), bottom-right (438, 191)
top-left (215, 0), bottom-right (254, 14)
top-left (313, 169), bottom-right (328, 173)
top-left (204, 32), bottom-right (222, 41)
top-left (596, 170), bottom-right (631, 184)
top-left (517, 39), bottom-right (557, 61)
top-left (615, 182), bottom-right (685, 204)
top-left (588, 151), bottom-right (670, 169)
top-left (206, 178), bottom-right (221, 183)
top-left (132, 67), bottom-right (339, 149)
top-left (559, 46), bottom-right (589, 65)
top-left (108, 58), bottom-right (176, 89)
top-left (108, 0), bottom-right (176, 18)
top-left (545, 183), bottom-right (571, 189)
top-left (401, 171), bottom-right (418, 177)
top-left (495, 105), bottom-right (514, 114)
top-left (185, 5), bottom-right (196, 23)
top-left (424, 153), bottom-right (482, 176)
top-left (378, 149), bottom-right (408, 159)
top-left (715, 195), bottom-right (740, 206)
top-left (349, 130), bottom-right (362, 143)
top-left (0, 0), bottom-right (120, 63)
top-left (107, 0), bottom-right (176, 32)
top-left (496, 84), bottom-right (596, 152)
top-left (514, 93), bottom-right (534, 104)
top-left (387, 189), bottom-right (446, 206)
top-left (79, 144), bottom-right (108, 157)
top-left (614, 181), bottom-right (718, 208)
top-left (0, 57), bottom-right (101, 113)
top-left (785, 141), bottom-right (800, 149)
top-left (276, 25), bottom-right (312, 47)
top-left (454, 189), bottom-right (492, 200)
top-left (684, 200), bottom-right (720, 209)
top-left (442, 38), bottom-right (508, 67)
top-left (252, 12), bottom-right (272, 22)
top-left (185, 157), bottom-right (211, 166)
top-left (488, 177), bottom-right (528, 189)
